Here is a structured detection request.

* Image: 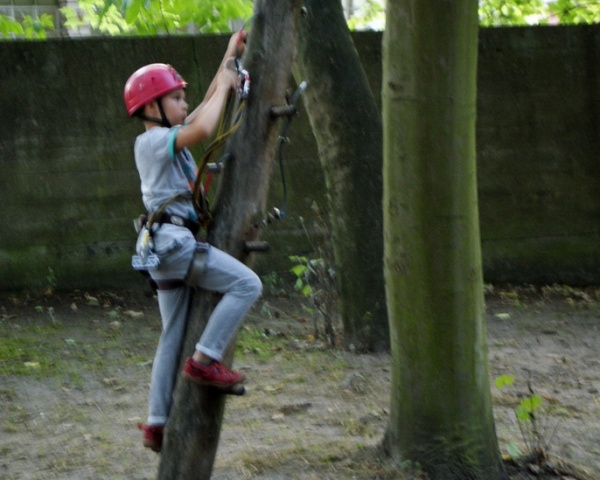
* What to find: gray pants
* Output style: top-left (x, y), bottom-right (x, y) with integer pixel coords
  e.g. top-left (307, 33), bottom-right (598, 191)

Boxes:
top-left (145, 225), bottom-right (262, 425)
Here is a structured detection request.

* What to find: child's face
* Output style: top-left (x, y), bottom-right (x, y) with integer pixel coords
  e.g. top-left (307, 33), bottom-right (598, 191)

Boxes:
top-left (159, 88), bottom-right (188, 126)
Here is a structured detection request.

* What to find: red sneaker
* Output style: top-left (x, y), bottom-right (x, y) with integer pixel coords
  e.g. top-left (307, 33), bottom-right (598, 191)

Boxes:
top-left (138, 423), bottom-right (163, 453)
top-left (183, 357), bottom-right (246, 388)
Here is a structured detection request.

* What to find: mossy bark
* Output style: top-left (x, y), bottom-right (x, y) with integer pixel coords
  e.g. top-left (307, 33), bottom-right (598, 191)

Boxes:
top-left (156, 2), bottom-right (301, 479)
top-left (381, 1), bottom-right (507, 478)
top-left (294, 0), bottom-right (388, 352)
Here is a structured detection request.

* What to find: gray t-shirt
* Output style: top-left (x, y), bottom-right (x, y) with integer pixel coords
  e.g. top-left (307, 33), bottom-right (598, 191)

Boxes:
top-left (134, 126), bottom-right (198, 222)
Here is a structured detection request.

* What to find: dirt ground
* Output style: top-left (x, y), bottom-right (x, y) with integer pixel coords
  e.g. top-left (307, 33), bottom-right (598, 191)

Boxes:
top-left (0, 285), bottom-right (599, 480)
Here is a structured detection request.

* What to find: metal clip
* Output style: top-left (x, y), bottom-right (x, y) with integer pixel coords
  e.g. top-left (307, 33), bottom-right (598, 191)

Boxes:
top-left (238, 67), bottom-right (250, 99)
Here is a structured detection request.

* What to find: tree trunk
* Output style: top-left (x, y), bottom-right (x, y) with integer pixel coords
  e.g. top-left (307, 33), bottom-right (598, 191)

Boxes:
top-left (381, 1), bottom-right (507, 479)
top-left (294, 0), bottom-right (388, 352)
top-left (156, 2), bottom-right (302, 478)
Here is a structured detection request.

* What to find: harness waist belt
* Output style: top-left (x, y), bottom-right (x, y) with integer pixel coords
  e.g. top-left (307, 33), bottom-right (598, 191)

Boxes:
top-left (156, 213), bottom-right (200, 236)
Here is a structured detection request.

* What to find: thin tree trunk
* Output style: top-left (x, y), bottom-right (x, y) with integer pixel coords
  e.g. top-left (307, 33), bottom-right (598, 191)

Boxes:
top-left (381, 1), bottom-right (507, 478)
top-left (157, 2), bottom-right (301, 478)
top-left (295, 0), bottom-right (388, 352)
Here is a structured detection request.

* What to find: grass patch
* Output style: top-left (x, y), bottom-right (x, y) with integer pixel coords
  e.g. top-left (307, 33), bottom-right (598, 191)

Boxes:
top-left (236, 326), bottom-right (288, 362)
top-left (226, 440), bottom-right (418, 480)
top-left (0, 332), bottom-right (61, 377)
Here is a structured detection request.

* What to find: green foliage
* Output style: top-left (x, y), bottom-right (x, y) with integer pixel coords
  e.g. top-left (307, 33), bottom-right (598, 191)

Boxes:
top-left (495, 375), bottom-right (556, 463)
top-left (287, 207), bottom-right (338, 347)
top-left (3, 0), bottom-right (598, 39)
top-left (515, 393), bottom-right (543, 423)
top-left (479, 0), bottom-right (600, 25)
top-left (0, 0), bottom-right (251, 38)
top-left (28, 15), bottom-right (54, 38)
top-left (62, 0), bottom-right (130, 35)
top-left (548, 0), bottom-right (600, 24)
top-left (260, 271), bottom-right (287, 296)
top-left (0, 14), bottom-right (22, 38)
top-left (346, 0), bottom-right (600, 29)
top-left (236, 327), bottom-right (284, 362)
top-left (60, 0), bottom-right (253, 36)
top-left (494, 374), bottom-right (515, 388)
top-left (346, 0), bottom-right (385, 30)
top-left (289, 255), bottom-right (321, 298)
top-left (495, 374), bottom-right (544, 425)
top-left (479, 0), bottom-right (547, 26)
top-left (0, 13), bottom-right (54, 39)
top-left (0, 337), bottom-right (43, 376)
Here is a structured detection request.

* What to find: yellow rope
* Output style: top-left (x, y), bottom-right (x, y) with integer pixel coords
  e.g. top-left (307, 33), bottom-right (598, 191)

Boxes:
top-left (193, 94), bottom-right (247, 225)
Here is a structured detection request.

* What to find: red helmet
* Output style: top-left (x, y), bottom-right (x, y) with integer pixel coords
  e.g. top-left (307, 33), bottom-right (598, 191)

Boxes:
top-left (124, 63), bottom-right (187, 116)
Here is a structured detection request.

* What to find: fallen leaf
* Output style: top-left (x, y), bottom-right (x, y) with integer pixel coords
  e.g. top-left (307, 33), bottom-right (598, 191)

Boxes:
top-left (85, 294), bottom-right (100, 307)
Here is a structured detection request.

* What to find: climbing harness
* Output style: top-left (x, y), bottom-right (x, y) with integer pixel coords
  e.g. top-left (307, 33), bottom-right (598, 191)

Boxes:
top-left (132, 222), bottom-right (159, 271)
top-left (131, 194), bottom-right (196, 271)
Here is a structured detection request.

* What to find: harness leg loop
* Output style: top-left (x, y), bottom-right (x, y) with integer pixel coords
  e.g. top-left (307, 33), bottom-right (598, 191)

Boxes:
top-left (184, 245), bottom-right (210, 286)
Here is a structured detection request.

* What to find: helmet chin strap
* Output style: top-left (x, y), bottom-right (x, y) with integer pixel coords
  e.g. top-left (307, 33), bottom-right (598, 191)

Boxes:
top-left (157, 99), bottom-right (172, 128)
top-left (137, 98), bottom-right (172, 127)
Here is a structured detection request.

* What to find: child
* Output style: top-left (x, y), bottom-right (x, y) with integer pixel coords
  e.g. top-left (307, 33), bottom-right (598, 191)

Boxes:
top-left (123, 31), bottom-right (262, 452)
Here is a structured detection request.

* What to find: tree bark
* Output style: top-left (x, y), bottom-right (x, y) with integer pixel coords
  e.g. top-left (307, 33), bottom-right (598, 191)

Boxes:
top-left (381, 1), bottom-right (507, 479)
top-left (294, 0), bottom-right (388, 352)
top-left (156, 2), bottom-right (302, 478)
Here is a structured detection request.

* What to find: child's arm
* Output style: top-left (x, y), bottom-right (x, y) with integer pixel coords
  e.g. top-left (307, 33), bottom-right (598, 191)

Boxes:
top-left (186, 30), bottom-right (247, 124)
top-left (175, 67), bottom-right (238, 150)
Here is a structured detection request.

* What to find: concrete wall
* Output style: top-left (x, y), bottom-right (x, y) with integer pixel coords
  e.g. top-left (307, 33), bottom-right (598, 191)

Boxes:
top-left (0, 26), bottom-right (598, 292)
top-left (477, 26), bottom-right (599, 284)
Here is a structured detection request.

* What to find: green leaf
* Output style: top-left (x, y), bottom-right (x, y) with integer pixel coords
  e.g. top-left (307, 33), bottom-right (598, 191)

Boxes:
top-left (494, 374), bottom-right (514, 389)
top-left (0, 15), bottom-right (24, 38)
top-left (289, 255), bottom-right (307, 264)
top-left (124, 0), bottom-right (143, 24)
top-left (301, 284), bottom-right (313, 297)
top-left (516, 394), bottom-right (542, 422)
top-left (290, 264), bottom-right (308, 278)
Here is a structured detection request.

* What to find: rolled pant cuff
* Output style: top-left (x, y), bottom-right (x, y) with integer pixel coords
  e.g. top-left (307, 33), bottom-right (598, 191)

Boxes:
top-left (195, 344), bottom-right (223, 362)
top-left (147, 415), bottom-right (168, 426)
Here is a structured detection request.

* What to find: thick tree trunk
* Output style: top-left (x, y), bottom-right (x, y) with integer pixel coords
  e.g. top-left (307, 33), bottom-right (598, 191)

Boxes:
top-left (294, 0), bottom-right (388, 352)
top-left (156, 2), bottom-right (301, 479)
top-left (381, 1), bottom-right (507, 479)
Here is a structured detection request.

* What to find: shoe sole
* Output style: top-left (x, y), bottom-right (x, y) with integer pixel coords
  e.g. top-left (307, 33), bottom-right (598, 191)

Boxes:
top-left (182, 372), bottom-right (246, 394)
top-left (143, 439), bottom-right (161, 453)
top-left (139, 424), bottom-right (163, 453)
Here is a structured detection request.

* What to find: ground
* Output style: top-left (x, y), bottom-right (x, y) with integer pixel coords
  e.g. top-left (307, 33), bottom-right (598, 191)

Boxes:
top-left (0, 285), bottom-right (599, 480)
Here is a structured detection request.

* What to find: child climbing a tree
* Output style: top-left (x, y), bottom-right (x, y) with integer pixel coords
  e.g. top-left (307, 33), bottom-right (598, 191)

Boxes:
top-left (123, 30), bottom-right (262, 452)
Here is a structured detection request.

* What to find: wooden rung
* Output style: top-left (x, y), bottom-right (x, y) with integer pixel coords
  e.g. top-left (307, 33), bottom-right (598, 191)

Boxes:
top-left (270, 105), bottom-right (297, 118)
top-left (243, 241), bottom-right (271, 252)
top-left (206, 162), bottom-right (222, 173)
